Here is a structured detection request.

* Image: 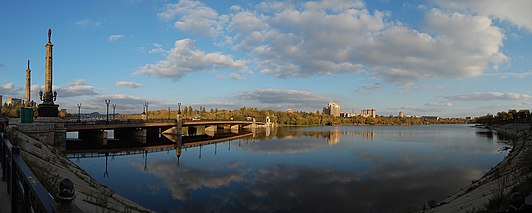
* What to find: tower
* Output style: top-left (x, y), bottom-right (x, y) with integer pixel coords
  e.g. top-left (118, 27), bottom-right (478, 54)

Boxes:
top-left (38, 29), bottom-right (59, 117)
top-left (328, 101), bottom-right (340, 117)
top-left (25, 60), bottom-right (31, 107)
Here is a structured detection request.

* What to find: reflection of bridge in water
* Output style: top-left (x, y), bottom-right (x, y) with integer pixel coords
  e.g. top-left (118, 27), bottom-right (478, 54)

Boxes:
top-left (66, 131), bottom-right (255, 159)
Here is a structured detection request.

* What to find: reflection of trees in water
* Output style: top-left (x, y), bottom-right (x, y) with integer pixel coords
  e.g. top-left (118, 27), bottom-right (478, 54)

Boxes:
top-left (242, 127), bottom-right (376, 143)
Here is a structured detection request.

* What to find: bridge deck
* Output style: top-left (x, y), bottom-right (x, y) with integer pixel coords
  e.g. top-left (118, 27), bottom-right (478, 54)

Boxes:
top-left (64, 120), bottom-right (265, 131)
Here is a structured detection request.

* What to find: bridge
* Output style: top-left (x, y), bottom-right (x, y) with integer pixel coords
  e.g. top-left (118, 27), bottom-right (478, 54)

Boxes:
top-left (63, 119), bottom-right (266, 131)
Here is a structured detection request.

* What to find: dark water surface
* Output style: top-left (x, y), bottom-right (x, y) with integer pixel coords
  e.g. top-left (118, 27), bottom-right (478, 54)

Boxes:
top-left (69, 125), bottom-right (506, 212)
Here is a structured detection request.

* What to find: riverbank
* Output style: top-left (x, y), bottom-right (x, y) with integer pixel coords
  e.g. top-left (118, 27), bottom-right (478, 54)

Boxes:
top-left (427, 123), bottom-right (532, 212)
top-left (8, 128), bottom-right (154, 212)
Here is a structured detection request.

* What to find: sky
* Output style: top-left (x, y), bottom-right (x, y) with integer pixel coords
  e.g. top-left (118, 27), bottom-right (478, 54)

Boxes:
top-left (1, 0), bottom-right (531, 118)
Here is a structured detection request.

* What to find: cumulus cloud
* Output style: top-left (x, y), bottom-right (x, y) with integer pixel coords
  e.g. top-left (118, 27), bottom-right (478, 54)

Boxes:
top-left (115, 81), bottom-right (144, 88)
top-left (0, 83), bottom-right (20, 96)
top-left (433, 0), bottom-right (532, 32)
top-left (107, 34), bottom-right (124, 42)
top-left (158, 0), bottom-right (226, 36)
top-left (135, 39), bottom-right (247, 80)
top-left (444, 92), bottom-right (531, 101)
top-left (235, 88), bottom-right (328, 108)
top-left (159, 0), bottom-right (507, 84)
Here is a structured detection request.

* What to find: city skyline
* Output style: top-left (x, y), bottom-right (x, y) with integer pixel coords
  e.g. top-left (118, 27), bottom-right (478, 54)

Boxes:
top-left (1, 0), bottom-right (531, 117)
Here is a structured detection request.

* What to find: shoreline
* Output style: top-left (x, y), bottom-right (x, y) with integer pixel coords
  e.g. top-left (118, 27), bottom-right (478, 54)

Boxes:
top-left (427, 123), bottom-right (532, 212)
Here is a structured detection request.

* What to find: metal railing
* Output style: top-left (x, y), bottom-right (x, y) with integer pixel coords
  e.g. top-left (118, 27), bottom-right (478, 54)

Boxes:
top-left (1, 132), bottom-right (80, 212)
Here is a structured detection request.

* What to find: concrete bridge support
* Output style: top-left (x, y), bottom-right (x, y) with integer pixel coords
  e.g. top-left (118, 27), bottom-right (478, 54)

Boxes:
top-left (205, 125), bottom-right (217, 137)
top-left (231, 125), bottom-right (240, 134)
top-left (79, 130), bottom-right (108, 145)
top-left (115, 128), bottom-right (147, 144)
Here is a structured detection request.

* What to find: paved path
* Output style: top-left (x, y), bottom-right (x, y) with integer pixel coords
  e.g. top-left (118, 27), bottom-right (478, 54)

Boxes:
top-left (0, 172), bottom-right (11, 213)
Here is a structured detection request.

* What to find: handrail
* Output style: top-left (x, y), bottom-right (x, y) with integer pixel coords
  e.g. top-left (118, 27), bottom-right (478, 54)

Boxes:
top-left (1, 132), bottom-right (80, 212)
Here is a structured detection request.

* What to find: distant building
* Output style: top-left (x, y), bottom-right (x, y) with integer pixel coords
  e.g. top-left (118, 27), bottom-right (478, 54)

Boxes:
top-left (361, 109), bottom-right (376, 118)
top-left (340, 112), bottom-right (356, 118)
top-left (287, 108), bottom-right (294, 113)
top-left (328, 101), bottom-right (341, 117)
top-left (7, 98), bottom-right (22, 106)
top-left (422, 116), bottom-right (439, 121)
top-left (399, 111), bottom-right (404, 118)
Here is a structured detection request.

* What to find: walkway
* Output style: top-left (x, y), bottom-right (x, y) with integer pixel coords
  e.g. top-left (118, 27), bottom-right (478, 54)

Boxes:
top-left (0, 163), bottom-right (11, 213)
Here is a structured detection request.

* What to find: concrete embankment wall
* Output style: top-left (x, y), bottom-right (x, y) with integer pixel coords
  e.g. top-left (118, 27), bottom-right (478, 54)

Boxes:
top-left (428, 123), bottom-right (532, 212)
top-left (11, 128), bottom-right (154, 212)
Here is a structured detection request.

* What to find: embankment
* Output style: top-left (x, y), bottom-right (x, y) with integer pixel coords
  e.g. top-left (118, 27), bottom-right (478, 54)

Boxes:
top-left (11, 128), bottom-right (155, 212)
top-left (428, 123), bottom-right (532, 212)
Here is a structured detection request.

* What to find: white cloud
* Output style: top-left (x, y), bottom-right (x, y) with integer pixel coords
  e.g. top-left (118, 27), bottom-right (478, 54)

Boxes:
top-left (115, 81), bottom-right (144, 88)
top-left (433, 0), bottom-right (532, 32)
top-left (444, 92), bottom-right (531, 101)
top-left (135, 39), bottom-right (247, 80)
top-left (362, 83), bottom-right (384, 90)
top-left (75, 19), bottom-right (102, 28)
top-left (224, 2), bottom-right (506, 83)
top-left (107, 34), bottom-right (124, 42)
top-left (425, 102), bottom-right (453, 107)
top-left (0, 83), bottom-right (20, 96)
top-left (158, 0), bottom-right (226, 36)
top-left (155, 0), bottom-right (508, 84)
top-left (149, 43), bottom-right (165, 54)
top-left (235, 88), bottom-right (328, 109)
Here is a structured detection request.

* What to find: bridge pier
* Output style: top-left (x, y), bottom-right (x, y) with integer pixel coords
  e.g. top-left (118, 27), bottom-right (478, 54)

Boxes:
top-left (230, 125), bottom-right (240, 134)
top-left (115, 128), bottom-right (148, 144)
top-left (205, 125), bottom-right (217, 137)
top-left (79, 130), bottom-right (108, 145)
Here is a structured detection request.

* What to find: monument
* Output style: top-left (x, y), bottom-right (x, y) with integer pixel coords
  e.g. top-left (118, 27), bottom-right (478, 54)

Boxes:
top-left (25, 60), bottom-right (31, 107)
top-left (38, 29), bottom-right (59, 117)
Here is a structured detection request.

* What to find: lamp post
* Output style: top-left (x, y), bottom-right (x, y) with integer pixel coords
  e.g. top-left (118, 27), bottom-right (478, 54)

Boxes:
top-left (178, 103), bottom-right (181, 115)
top-left (168, 107), bottom-right (171, 120)
top-left (105, 100), bottom-right (110, 124)
top-left (112, 104), bottom-right (116, 121)
top-left (77, 103), bottom-right (81, 122)
top-left (144, 102), bottom-right (149, 122)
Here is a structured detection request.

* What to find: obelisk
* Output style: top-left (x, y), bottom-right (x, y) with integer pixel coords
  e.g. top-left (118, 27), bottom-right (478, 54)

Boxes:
top-left (38, 28), bottom-right (59, 117)
top-left (25, 60), bottom-right (31, 107)
top-left (44, 29), bottom-right (53, 102)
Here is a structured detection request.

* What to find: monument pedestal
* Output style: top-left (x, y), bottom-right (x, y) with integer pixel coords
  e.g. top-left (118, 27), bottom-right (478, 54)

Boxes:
top-left (38, 103), bottom-right (59, 117)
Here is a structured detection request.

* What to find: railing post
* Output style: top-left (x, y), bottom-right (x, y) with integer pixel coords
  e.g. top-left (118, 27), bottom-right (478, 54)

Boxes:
top-left (54, 178), bottom-right (82, 213)
top-left (11, 141), bottom-right (19, 213)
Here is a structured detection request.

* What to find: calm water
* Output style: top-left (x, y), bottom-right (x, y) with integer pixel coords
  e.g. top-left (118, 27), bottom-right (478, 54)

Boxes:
top-left (70, 125), bottom-right (506, 212)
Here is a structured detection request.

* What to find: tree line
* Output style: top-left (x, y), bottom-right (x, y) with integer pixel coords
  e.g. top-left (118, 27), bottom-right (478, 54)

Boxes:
top-left (115, 106), bottom-right (468, 126)
top-left (475, 109), bottom-right (531, 124)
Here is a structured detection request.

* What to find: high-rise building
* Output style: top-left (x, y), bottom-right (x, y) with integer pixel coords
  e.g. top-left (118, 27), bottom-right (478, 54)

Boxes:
top-left (7, 98), bottom-right (22, 106)
top-left (361, 109), bottom-right (376, 118)
top-left (328, 101), bottom-right (341, 117)
top-left (399, 111), bottom-right (404, 118)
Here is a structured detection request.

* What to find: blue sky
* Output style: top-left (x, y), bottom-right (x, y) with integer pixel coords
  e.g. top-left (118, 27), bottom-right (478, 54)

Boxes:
top-left (1, 0), bottom-right (531, 117)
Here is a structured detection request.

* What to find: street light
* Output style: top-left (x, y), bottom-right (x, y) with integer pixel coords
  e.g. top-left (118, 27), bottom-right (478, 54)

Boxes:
top-left (178, 103), bottom-right (181, 115)
top-left (77, 103), bottom-right (81, 122)
top-left (105, 100), bottom-right (110, 124)
top-left (144, 102), bottom-right (149, 122)
top-left (168, 107), bottom-right (171, 120)
top-left (112, 104), bottom-right (116, 121)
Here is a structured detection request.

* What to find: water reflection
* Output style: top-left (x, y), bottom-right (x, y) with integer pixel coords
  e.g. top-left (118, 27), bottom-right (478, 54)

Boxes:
top-left (70, 125), bottom-right (507, 213)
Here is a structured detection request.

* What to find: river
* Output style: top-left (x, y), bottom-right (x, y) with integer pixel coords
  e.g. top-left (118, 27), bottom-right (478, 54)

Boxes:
top-left (68, 124), bottom-right (507, 212)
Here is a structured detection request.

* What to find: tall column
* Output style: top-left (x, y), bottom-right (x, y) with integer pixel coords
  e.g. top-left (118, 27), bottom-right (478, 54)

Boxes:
top-left (38, 29), bottom-right (59, 117)
top-left (25, 60), bottom-right (31, 107)
top-left (44, 29), bottom-right (54, 103)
